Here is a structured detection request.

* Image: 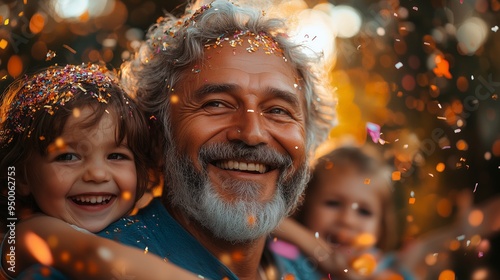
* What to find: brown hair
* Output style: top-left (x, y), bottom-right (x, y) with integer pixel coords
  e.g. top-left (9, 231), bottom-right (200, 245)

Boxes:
top-left (0, 64), bottom-right (153, 222)
top-left (297, 146), bottom-right (398, 252)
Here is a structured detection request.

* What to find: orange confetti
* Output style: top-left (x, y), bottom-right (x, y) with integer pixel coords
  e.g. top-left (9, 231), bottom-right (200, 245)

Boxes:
top-left (433, 54), bottom-right (452, 79)
top-left (392, 171), bottom-right (401, 181)
top-left (408, 197), bottom-right (416, 204)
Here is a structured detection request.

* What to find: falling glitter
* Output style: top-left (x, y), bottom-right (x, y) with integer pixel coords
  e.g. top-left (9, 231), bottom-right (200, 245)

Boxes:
top-left (315, 232), bottom-right (319, 239)
top-left (367, 122), bottom-right (381, 143)
top-left (395, 62), bottom-right (403, 69)
top-left (492, 26), bottom-right (499, 32)
top-left (473, 183), bottom-right (478, 192)
top-left (62, 44), bottom-right (77, 54)
top-left (46, 50), bottom-right (56, 61)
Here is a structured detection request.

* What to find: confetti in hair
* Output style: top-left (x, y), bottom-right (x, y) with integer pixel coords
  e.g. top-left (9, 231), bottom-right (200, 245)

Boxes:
top-left (0, 63), bottom-right (116, 147)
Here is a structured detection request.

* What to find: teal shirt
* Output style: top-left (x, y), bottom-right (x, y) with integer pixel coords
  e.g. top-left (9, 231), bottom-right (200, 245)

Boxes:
top-left (13, 198), bottom-right (321, 279)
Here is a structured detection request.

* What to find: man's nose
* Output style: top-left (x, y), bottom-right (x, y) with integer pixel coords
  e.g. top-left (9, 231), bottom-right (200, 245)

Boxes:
top-left (227, 109), bottom-right (269, 146)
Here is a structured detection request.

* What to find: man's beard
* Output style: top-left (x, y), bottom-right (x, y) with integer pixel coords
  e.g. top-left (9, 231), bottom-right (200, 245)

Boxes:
top-left (164, 141), bottom-right (309, 243)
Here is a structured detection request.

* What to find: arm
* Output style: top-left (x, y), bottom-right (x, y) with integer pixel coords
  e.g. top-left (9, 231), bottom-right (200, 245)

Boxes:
top-left (273, 218), bottom-right (367, 280)
top-left (1, 215), bottom-right (201, 280)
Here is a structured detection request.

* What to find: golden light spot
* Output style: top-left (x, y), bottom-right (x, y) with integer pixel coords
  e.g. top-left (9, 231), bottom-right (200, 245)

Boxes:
top-left (121, 191), bottom-right (132, 201)
top-left (74, 261), bottom-right (84, 271)
top-left (7, 55), bottom-right (23, 78)
top-left (471, 268), bottom-right (489, 280)
top-left (283, 274), bottom-right (295, 280)
top-left (60, 251), bottom-right (70, 263)
top-left (29, 13), bottom-right (45, 34)
top-left (406, 215), bottom-right (414, 222)
top-left (492, 139), bottom-right (500, 157)
top-left (456, 76), bottom-right (469, 92)
top-left (468, 210), bottom-right (484, 227)
top-left (350, 253), bottom-right (377, 276)
top-left (456, 140), bottom-right (468, 151)
top-left (408, 197), bottom-right (416, 204)
top-left (39, 136), bottom-right (46, 141)
top-left (0, 39), bottom-right (8, 49)
top-left (55, 137), bottom-right (65, 148)
top-left (231, 250), bottom-right (244, 262)
top-left (354, 233), bottom-right (377, 248)
top-left (449, 240), bottom-right (460, 251)
top-left (437, 198), bottom-right (452, 218)
top-left (47, 235), bottom-right (58, 248)
top-left (25, 232), bottom-right (53, 266)
top-left (219, 253), bottom-right (231, 266)
top-left (4, 18), bottom-right (9, 25)
top-left (87, 261), bottom-right (98, 275)
top-left (470, 235), bottom-right (482, 247)
top-left (40, 266), bottom-right (51, 276)
top-left (425, 253), bottom-right (438, 266)
top-left (363, 178), bottom-right (371, 185)
top-left (436, 162), bottom-right (445, 172)
top-left (438, 269), bottom-right (456, 280)
top-left (392, 171), bottom-right (401, 181)
top-left (324, 161), bottom-right (334, 170)
top-left (73, 108), bottom-right (81, 118)
top-left (170, 94), bottom-right (179, 104)
top-left (247, 215), bottom-right (256, 227)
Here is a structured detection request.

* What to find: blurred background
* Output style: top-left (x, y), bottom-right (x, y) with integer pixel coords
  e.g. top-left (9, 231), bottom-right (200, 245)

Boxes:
top-left (0, 0), bottom-right (499, 279)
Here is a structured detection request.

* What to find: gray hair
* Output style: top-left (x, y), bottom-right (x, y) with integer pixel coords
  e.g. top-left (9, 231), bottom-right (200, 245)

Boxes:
top-left (121, 0), bottom-right (336, 154)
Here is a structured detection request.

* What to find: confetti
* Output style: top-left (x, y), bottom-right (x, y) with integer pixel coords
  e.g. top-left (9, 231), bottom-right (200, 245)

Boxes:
top-left (492, 26), bottom-right (499, 32)
top-left (46, 50), bottom-right (56, 61)
top-left (395, 62), bottom-right (403, 69)
top-left (315, 232), bottom-right (319, 239)
top-left (454, 129), bottom-right (461, 133)
top-left (62, 44), bottom-right (77, 54)
top-left (413, 6), bottom-right (418, 11)
top-left (473, 183), bottom-right (478, 192)
top-left (366, 122), bottom-right (381, 143)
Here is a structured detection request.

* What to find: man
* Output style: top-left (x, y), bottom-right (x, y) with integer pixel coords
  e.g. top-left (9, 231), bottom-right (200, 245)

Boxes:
top-left (104, 1), bottom-right (335, 279)
top-left (15, 1), bottom-right (335, 279)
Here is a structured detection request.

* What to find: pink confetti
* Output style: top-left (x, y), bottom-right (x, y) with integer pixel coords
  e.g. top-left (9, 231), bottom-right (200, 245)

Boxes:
top-left (473, 183), bottom-right (478, 192)
top-left (366, 122), bottom-right (381, 143)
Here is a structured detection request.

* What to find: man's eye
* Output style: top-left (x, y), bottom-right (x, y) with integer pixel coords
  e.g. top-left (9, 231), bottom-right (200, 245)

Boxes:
top-left (204, 101), bottom-right (225, 108)
top-left (55, 153), bottom-right (79, 161)
top-left (267, 107), bottom-right (290, 115)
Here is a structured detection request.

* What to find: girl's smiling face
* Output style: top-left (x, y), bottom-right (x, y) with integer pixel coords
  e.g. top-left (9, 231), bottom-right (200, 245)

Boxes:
top-left (22, 107), bottom-right (137, 233)
top-left (301, 167), bottom-right (384, 252)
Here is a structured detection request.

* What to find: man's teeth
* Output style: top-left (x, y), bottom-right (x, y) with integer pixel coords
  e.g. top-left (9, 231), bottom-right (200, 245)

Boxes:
top-left (72, 195), bottom-right (112, 204)
top-left (217, 161), bottom-right (267, 173)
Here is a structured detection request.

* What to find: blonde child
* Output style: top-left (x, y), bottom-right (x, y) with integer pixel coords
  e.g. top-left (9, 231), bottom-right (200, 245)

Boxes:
top-left (0, 64), bottom-right (200, 279)
top-left (272, 145), bottom-right (407, 279)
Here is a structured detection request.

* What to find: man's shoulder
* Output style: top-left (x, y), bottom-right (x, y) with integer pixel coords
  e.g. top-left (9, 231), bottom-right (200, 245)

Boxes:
top-left (97, 198), bottom-right (170, 248)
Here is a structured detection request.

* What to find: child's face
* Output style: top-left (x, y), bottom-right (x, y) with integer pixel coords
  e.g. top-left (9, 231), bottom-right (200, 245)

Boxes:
top-left (302, 168), bottom-right (383, 253)
top-left (23, 107), bottom-right (137, 232)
